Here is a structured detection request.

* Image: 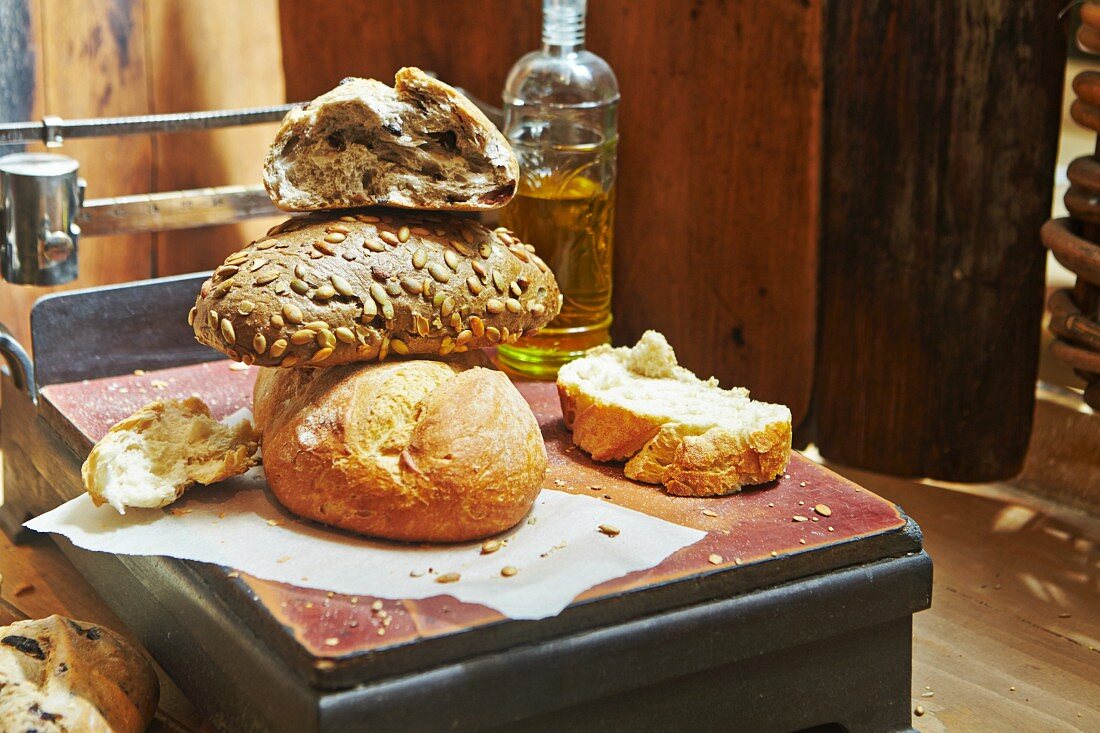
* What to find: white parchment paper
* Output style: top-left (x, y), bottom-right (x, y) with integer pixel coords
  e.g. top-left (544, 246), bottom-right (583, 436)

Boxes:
top-left (25, 467), bottom-right (704, 620)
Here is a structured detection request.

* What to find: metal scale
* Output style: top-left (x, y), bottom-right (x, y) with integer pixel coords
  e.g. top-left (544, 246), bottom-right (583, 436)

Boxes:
top-left (0, 106), bottom-right (931, 733)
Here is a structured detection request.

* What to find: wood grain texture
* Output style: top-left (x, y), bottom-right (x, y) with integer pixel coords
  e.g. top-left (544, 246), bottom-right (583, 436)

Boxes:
top-left (833, 466), bottom-right (1100, 733)
top-left (816, 0), bottom-right (1066, 480)
top-left (277, 0), bottom-right (821, 425)
top-left (0, 0), bottom-right (155, 352)
top-left (144, 0), bottom-right (286, 277)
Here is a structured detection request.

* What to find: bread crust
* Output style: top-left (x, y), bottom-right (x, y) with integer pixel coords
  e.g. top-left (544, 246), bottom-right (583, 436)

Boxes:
top-left (192, 211), bottom-right (561, 368)
top-left (264, 67), bottom-right (518, 212)
top-left (254, 360), bottom-right (547, 542)
top-left (0, 615), bottom-right (158, 733)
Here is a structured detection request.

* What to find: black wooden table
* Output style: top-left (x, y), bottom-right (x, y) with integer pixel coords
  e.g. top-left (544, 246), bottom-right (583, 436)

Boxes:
top-left (0, 274), bottom-right (932, 732)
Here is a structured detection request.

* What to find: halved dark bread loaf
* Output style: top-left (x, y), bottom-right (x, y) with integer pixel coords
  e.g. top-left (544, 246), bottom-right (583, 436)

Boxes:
top-left (264, 68), bottom-right (519, 212)
top-left (191, 211), bottom-right (561, 368)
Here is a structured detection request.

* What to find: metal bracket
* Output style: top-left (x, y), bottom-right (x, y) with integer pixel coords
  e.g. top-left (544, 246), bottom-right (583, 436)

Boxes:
top-left (0, 323), bottom-right (35, 403)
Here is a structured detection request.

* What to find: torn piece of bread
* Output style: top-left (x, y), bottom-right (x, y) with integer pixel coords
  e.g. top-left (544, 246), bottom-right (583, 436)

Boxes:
top-left (264, 67), bottom-right (519, 212)
top-left (82, 397), bottom-right (259, 513)
top-left (557, 331), bottom-right (792, 496)
top-left (0, 615), bottom-right (158, 733)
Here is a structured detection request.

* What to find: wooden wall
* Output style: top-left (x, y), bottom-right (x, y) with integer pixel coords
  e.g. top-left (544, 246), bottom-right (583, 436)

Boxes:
top-left (0, 0), bottom-right (285, 351)
top-left (815, 0), bottom-right (1065, 480)
top-left (279, 0), bottom-right (822, 428)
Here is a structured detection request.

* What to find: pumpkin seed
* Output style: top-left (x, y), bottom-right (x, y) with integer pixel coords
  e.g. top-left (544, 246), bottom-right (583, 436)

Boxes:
top-left (331, 274), bottom-right (354, 296)
top-left (427, 262), bottom-right (451, 283)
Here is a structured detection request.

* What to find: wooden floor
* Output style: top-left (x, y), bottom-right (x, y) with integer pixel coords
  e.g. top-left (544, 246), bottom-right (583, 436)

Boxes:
top-left (835, 465), bottom-right (1100, 733)
top-left (0, 458), bottom-right (1096, 732)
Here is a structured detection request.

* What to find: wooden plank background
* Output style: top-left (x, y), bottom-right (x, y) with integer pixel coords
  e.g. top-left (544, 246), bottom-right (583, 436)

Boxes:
top-left (814, 0), bottom-right (1066, 480)
top-left (0, 0), bottom-right (285, 352)
top-left (278, 0), bottom-right (822, 427)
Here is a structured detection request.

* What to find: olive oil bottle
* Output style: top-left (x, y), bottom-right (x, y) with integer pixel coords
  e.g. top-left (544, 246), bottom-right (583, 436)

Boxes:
top-left (497, 0), bottom-right (619, 379)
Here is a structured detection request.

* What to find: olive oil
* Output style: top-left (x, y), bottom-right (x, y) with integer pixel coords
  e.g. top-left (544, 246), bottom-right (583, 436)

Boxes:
top-left (497, 172), bottom-right (615, 378)
top-left (498, 0), bottom-right (619, 378)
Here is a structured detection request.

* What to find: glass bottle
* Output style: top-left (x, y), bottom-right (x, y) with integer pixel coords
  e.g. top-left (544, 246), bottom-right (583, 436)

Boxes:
top-left (497, 0), bottom-right (619, 379)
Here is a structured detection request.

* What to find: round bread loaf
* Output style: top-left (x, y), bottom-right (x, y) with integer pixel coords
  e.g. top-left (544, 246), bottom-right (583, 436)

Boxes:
top-left (0, 615), bottom-right (158, 733)
top-left (253, 359), bottom-right (547, 542)
top-left (190, 211), bottom-right (562, 368)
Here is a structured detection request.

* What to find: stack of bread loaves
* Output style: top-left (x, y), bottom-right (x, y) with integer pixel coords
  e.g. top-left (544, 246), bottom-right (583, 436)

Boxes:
top-left (187, 69), bottom-right (561, 542)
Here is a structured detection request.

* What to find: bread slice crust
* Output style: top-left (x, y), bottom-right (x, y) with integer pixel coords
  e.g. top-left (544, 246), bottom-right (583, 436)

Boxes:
top-left (557, 332), bottom-right (792, 496)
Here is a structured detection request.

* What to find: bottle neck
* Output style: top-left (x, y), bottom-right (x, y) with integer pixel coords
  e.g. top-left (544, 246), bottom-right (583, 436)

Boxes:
top-left (541, 0), bottom-right (585, 53)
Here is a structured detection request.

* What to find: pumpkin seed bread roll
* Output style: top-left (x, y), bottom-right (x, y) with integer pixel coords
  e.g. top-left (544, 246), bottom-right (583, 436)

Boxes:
top-left (190, 211), bottom-right (561, 367)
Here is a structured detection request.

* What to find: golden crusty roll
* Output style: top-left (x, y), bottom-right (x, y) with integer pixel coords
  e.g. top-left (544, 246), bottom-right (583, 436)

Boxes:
top-left (253, 359), bottom-right (547, 542)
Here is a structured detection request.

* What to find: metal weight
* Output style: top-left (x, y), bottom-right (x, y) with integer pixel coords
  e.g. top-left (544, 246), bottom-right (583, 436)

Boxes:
top-left (0, 152), bottom-right (82, 286)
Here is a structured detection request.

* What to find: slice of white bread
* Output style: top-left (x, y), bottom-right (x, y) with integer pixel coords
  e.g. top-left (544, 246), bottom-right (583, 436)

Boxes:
top-left (264, 67), bottom-right (519, 212)
top-left (556, 331), bottom-right (792, 496)
top-left (82, 397), bottom-right (259, 513)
